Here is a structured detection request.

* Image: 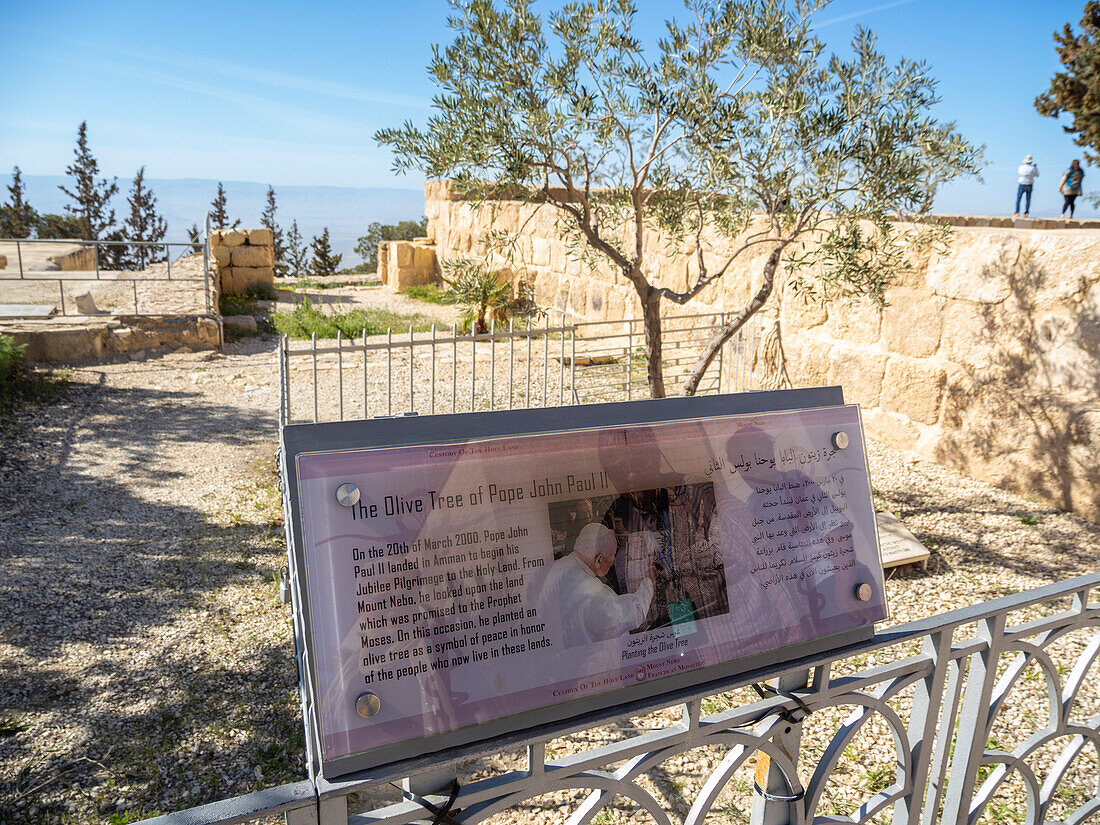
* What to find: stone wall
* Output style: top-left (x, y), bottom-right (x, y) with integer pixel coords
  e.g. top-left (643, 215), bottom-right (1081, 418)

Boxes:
top-left (422, 180), bottom-right (1100, 522)
top-left (49, 246), bottom-right (96, 271)
top-left (210, 229), bottom-right (274, 297)
top-left (378, 237), bottom-right (438, 290)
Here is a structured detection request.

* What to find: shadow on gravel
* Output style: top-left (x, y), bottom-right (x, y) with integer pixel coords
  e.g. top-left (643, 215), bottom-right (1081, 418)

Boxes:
top-left (881, 486), bottom-right (1100, 581)
top-left (0, 378), bottom-right (302, 823)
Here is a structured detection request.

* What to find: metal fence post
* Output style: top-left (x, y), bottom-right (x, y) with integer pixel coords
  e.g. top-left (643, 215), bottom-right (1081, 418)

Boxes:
top-left (940, 613), bottom-right (1008, 823)
top-left (751, 669), bottom-right (810, 825)
top-left (16, 239), bottom-right (23, 279)
top-left (317, 795), bottom-right (347, 825)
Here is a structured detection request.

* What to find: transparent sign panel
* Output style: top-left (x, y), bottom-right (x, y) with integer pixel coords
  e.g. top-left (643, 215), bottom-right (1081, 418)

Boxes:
top-left (294, 405), bottom-right (887, 763)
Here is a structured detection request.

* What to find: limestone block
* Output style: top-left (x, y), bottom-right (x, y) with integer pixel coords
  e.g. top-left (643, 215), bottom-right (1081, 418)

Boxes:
top-left (212, 244), bottom-right (231, 267)
top-left (588, 281), bottom-right (607, 316)
top-left (938, 367), bottom-right (976, 430)
top-left (861, 407), bottom-right (921, 449)
top-left (221, 229), bottom-right (246, 247)
top-left (393, 264), bottom-right (438, 291)
top-left (231, 244), bottom-right (274, 268)
top-left (829, 343), bottom-right (888, 407)
top-left (395, 242), bottom-right (414, 268)
top-left (377, 245), bottom-right (390, 284)
top-left (413, 244), bottom-right (436, 275)
top-left (224, 266), bottom-right (273, 295)
top-left (569, 279), bottom-right (589, 318)
top-left (605, 289), bottom-right (627, 323)
top-left (196, 318), bottom-right (221, 348)
top-left (222, 314), bottom-right (258, 332)
top-left (939, 300), bottom-right (999, 369)
top-left (781, 292), bottom-right (828, 330)
top-left (882, 287), bottom-right (946, 358)
top-left (927, 233), bottom-right (1021, 303)
top-left (823, 296), bottom-right (882, 344)
top-left (245, 228), bottom-right (273, 246)
top-left (783, 334), bottom-right (833, 389)
top-left (880, 355), bottom-right (947, 425)
top-left (534, 270), bottom-right (558, 308)
top-left (531, 238), bottom-right (551, 267)
top-left (73, 291), bottom-right (104, 315)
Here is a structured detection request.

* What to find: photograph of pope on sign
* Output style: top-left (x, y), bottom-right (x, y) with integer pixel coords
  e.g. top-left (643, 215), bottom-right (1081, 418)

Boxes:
top-left (544, 427), bottom-right (730, 649)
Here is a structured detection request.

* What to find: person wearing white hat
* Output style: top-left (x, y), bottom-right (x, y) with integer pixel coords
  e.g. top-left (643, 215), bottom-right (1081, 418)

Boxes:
top-left (1015, 154), bottom-right (1039, 218)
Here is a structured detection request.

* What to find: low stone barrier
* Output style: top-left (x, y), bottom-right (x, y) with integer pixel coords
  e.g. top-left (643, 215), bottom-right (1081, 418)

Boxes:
top-left (211, 229), bottom-right (274, 296)
top-left (378, 237), bottom-right (438, 290)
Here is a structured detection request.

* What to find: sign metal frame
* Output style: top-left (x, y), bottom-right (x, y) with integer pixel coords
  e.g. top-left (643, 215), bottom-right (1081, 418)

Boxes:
top-left (279, 386), bottom-right (882, 781)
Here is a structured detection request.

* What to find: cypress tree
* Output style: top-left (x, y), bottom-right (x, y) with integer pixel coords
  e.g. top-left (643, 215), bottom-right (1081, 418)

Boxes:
top-left (125, 167), bottom-right (168, 269)
top-left (1, 166), bottom-right (38, 238)
top-left (209, 182), bottom-right (240, 230)
top-left (310, 227), bottom-right (342, 278)
top-left (261, 186), bottom-right (287, 276)
top-left (285, 220), bottom-right (310, 277)
top-left (58, 121), bottom-right (118, 240)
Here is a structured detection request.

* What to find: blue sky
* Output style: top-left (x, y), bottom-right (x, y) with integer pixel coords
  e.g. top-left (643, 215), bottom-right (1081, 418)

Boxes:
top-left (0, 0), bottom-right (1094, 218)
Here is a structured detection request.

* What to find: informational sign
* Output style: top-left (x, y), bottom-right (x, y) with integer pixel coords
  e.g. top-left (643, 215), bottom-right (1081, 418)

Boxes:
top-left (286, 400), bottom-right (887, 774)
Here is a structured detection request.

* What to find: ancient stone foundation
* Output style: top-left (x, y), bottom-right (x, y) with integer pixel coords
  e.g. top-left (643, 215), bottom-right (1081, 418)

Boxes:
top-left (378, 237), bottom-right (438, 290)
top-left (211, 229), bottom-right (275, 296)
top-left (420, 180), bottom-right (1100, 523)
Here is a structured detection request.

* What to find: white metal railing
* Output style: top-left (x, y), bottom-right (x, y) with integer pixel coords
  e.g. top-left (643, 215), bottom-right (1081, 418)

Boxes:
top-left (0, 233), bottom-right (213, 317)
top-left (277, 311), bottom-right (762, 425)
top-left (142, 571), bottom-right (1100, 825)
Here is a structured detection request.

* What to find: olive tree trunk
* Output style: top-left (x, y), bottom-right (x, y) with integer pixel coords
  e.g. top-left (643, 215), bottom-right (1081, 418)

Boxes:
top-left (681, 245), bottom-right (785, 396)
top-left (639, 285), bottom-right (667, 398)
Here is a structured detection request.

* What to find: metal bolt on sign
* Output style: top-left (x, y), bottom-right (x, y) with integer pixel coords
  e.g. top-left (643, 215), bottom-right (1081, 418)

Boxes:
top-left (831, 431), bottom-right (849, 450)
top-left (356, 692), bottom-right (382, 718)
top-left (335, 483), bottom-right (360, 507)
top-left (854, 582), bottom-right (873, 602)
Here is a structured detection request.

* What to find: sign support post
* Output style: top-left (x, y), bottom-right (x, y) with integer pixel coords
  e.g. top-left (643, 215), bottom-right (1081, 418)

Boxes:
top-left (751, 669), bottom-right (811, 825)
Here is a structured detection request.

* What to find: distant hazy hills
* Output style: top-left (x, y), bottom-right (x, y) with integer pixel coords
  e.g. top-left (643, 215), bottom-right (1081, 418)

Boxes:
top-left (20, 176), bottom-right (426, 264)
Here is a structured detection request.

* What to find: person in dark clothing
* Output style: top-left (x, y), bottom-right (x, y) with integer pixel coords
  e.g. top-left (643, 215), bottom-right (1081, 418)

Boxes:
top-left (1060, 160), bottom-right (1085, 219)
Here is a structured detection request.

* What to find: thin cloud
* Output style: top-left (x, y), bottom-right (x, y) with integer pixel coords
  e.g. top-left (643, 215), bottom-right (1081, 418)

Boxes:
top-left (816, 0), bottom-right (922, 28)
top-left (80, 55), bottom-right (370, 137)
top-left (8, 23), bottom-right (430, 112)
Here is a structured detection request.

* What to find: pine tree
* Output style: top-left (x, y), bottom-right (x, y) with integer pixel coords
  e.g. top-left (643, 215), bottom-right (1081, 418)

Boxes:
top-left (125, 167), bottom-right (168, 269)
top-left (209, 182), bottom-right (240, 230)
top-left (187, 224), bottom-right (204, 254)
top-left (1, 166), bottom-right (38, 238)
top-left (310, 227), bottom-right (342, 278)
top-left (285, 220), bottom-right (310, 277)
top-left (261, 186), bottom-right (287, 276)
top-left (1036, 3), bottom-right (1100, 164)
top-left (58, 121), bottom-right (118, 240)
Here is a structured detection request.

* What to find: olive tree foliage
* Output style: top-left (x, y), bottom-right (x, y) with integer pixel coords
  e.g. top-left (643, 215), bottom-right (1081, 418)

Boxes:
top-left (378, 0), bottom-right (980, 397)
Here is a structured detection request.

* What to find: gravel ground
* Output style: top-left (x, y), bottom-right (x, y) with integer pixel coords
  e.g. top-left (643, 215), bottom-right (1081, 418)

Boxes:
top-left (1, 327), bottom-right (1098, 825)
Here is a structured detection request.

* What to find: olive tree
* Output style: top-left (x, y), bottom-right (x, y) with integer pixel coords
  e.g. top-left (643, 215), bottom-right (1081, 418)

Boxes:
top-left (378, 0), bottom-right (980, 397)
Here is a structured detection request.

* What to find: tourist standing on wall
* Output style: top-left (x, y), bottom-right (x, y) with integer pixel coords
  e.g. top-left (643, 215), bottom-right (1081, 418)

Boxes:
top-left (1060, 160), bottom-right (1085, 219)
top-left (1015, 155), bottom-right (1039, 218)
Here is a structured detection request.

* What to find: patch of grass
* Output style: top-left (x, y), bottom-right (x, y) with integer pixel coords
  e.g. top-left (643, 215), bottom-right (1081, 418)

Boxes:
top-left (271, 296), bottom-right (433, 340)
top-left (1017, 514), bottom-right (1038, 525)
top-left (219, 295), bottom-right (259, 316)
top-left (404, 282), bottom-right (449, 305)
top-left (109, 810), bottom-right (162, 824)
top-left (0, 333), bottom-right (24, 381)
top-left (0, 714), bottom-right (30, 737)
top-left (0, 356), bottom-right (69, 414)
